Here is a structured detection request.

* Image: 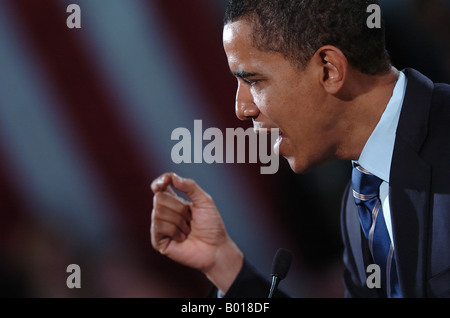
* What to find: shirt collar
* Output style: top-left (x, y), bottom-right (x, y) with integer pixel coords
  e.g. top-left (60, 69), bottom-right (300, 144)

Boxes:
top-left (354, 71), bottom-right (407, 182)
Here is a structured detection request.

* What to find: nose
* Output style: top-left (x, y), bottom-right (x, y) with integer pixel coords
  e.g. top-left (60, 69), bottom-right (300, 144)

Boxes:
top-left (235, 81), bottom-right (260, 121)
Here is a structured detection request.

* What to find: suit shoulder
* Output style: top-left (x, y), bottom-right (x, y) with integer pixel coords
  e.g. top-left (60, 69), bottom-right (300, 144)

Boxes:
top-left (430, 82), bottom-right (450, 118)
top-left (433, 82), bottom-right (450, 104)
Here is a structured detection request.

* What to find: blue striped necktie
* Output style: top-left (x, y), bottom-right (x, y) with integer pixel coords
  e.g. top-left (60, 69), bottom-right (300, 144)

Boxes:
top-left (351, 165), bottom-right (401, 298)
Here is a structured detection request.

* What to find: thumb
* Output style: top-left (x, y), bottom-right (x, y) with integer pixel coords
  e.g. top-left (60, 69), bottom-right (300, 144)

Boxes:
top-left (171, 174), bottom-right (213, 206)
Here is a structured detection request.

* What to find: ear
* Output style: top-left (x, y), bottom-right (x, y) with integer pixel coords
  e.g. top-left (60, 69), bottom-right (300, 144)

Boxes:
top-left (313, 45), bottom-right (348, 94)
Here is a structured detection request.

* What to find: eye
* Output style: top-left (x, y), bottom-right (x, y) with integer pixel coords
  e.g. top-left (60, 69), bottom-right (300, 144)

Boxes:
top-left (243, 78), bottom-right (259, 86)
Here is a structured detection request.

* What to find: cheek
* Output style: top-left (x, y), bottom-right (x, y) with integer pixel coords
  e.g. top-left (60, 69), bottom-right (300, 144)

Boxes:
top-left (251, 89), bottom-right (275, 120)
top-left (250, 87), bottom-right (266, 107)
top-left (252, 86), bottom-right (286, 119)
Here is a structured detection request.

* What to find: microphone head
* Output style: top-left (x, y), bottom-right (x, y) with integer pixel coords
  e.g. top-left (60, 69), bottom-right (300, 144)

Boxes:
top-left (271, 248), bottom-right (292, 280)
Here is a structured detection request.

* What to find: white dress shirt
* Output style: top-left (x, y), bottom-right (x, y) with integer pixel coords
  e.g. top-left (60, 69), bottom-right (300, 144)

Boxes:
top-left (354, 70), bottom-right (408, 246)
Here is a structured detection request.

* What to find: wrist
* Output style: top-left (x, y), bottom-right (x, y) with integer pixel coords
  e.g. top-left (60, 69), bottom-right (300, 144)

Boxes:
top-left (204, 238), bottom-right (244, 294)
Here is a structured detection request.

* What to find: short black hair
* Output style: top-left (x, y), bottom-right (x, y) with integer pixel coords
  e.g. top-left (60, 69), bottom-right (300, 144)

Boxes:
top-left (224, 0), bottom-right (391, 74)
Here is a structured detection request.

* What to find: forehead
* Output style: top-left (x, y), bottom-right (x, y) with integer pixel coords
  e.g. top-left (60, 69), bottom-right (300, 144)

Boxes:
top-left (223, 20), bottom-right (272, 68)
top-left (223, 20), bottom-right (254, 55)
top-left (223, 18), bottom-right (250, 39)
top-left (223, 20), bottom-right (295, 76)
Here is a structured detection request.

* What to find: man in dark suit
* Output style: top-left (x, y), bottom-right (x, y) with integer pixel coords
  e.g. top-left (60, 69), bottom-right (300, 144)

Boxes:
top-left (150, 0), bottom-right (450, 297)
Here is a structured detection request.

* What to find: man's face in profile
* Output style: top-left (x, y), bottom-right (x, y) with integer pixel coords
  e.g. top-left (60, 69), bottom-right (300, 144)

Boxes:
top-left (223, 19), bottom-right (342, 173)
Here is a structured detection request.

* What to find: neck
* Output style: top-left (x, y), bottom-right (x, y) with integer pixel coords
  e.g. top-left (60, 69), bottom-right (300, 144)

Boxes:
top-left (335, 66), bottom-right (400, 161)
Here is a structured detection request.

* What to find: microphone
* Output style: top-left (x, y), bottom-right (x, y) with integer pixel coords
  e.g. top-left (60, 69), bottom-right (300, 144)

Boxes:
top-left (268, 248), bottom-right (292, 298)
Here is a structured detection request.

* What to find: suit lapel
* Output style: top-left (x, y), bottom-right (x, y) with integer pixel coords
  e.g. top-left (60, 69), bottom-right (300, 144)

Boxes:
top-left (389, 68), bottom-right (434, 297)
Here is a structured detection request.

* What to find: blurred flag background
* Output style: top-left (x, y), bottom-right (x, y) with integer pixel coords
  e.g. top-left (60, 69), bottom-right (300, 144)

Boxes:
top-left (0, 0), bottom-right (449, 297)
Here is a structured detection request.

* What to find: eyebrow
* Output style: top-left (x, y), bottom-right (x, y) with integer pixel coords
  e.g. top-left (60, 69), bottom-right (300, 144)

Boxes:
top-left (234, 71), bottom-right (260, 79)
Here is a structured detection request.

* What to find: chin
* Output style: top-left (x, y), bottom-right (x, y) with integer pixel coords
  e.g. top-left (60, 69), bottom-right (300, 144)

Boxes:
top-left (287, 157), bottom-right (310, 174)
top-left (286, 155), bottom-right (320, 174)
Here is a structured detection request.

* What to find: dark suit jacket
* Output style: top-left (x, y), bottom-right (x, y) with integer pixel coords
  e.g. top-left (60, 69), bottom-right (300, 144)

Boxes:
top-left (342, 68), bottom-right (450, 298)
top-left (218, 68), bottom-right (450, 298)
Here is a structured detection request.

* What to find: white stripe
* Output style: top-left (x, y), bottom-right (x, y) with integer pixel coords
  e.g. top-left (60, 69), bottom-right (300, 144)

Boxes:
top-left (386, 244), bottom-right (395, 298)
top-left (380, 181), bottom-right (395, 248)
top-left (368, 200), bottom-right (381, 255)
